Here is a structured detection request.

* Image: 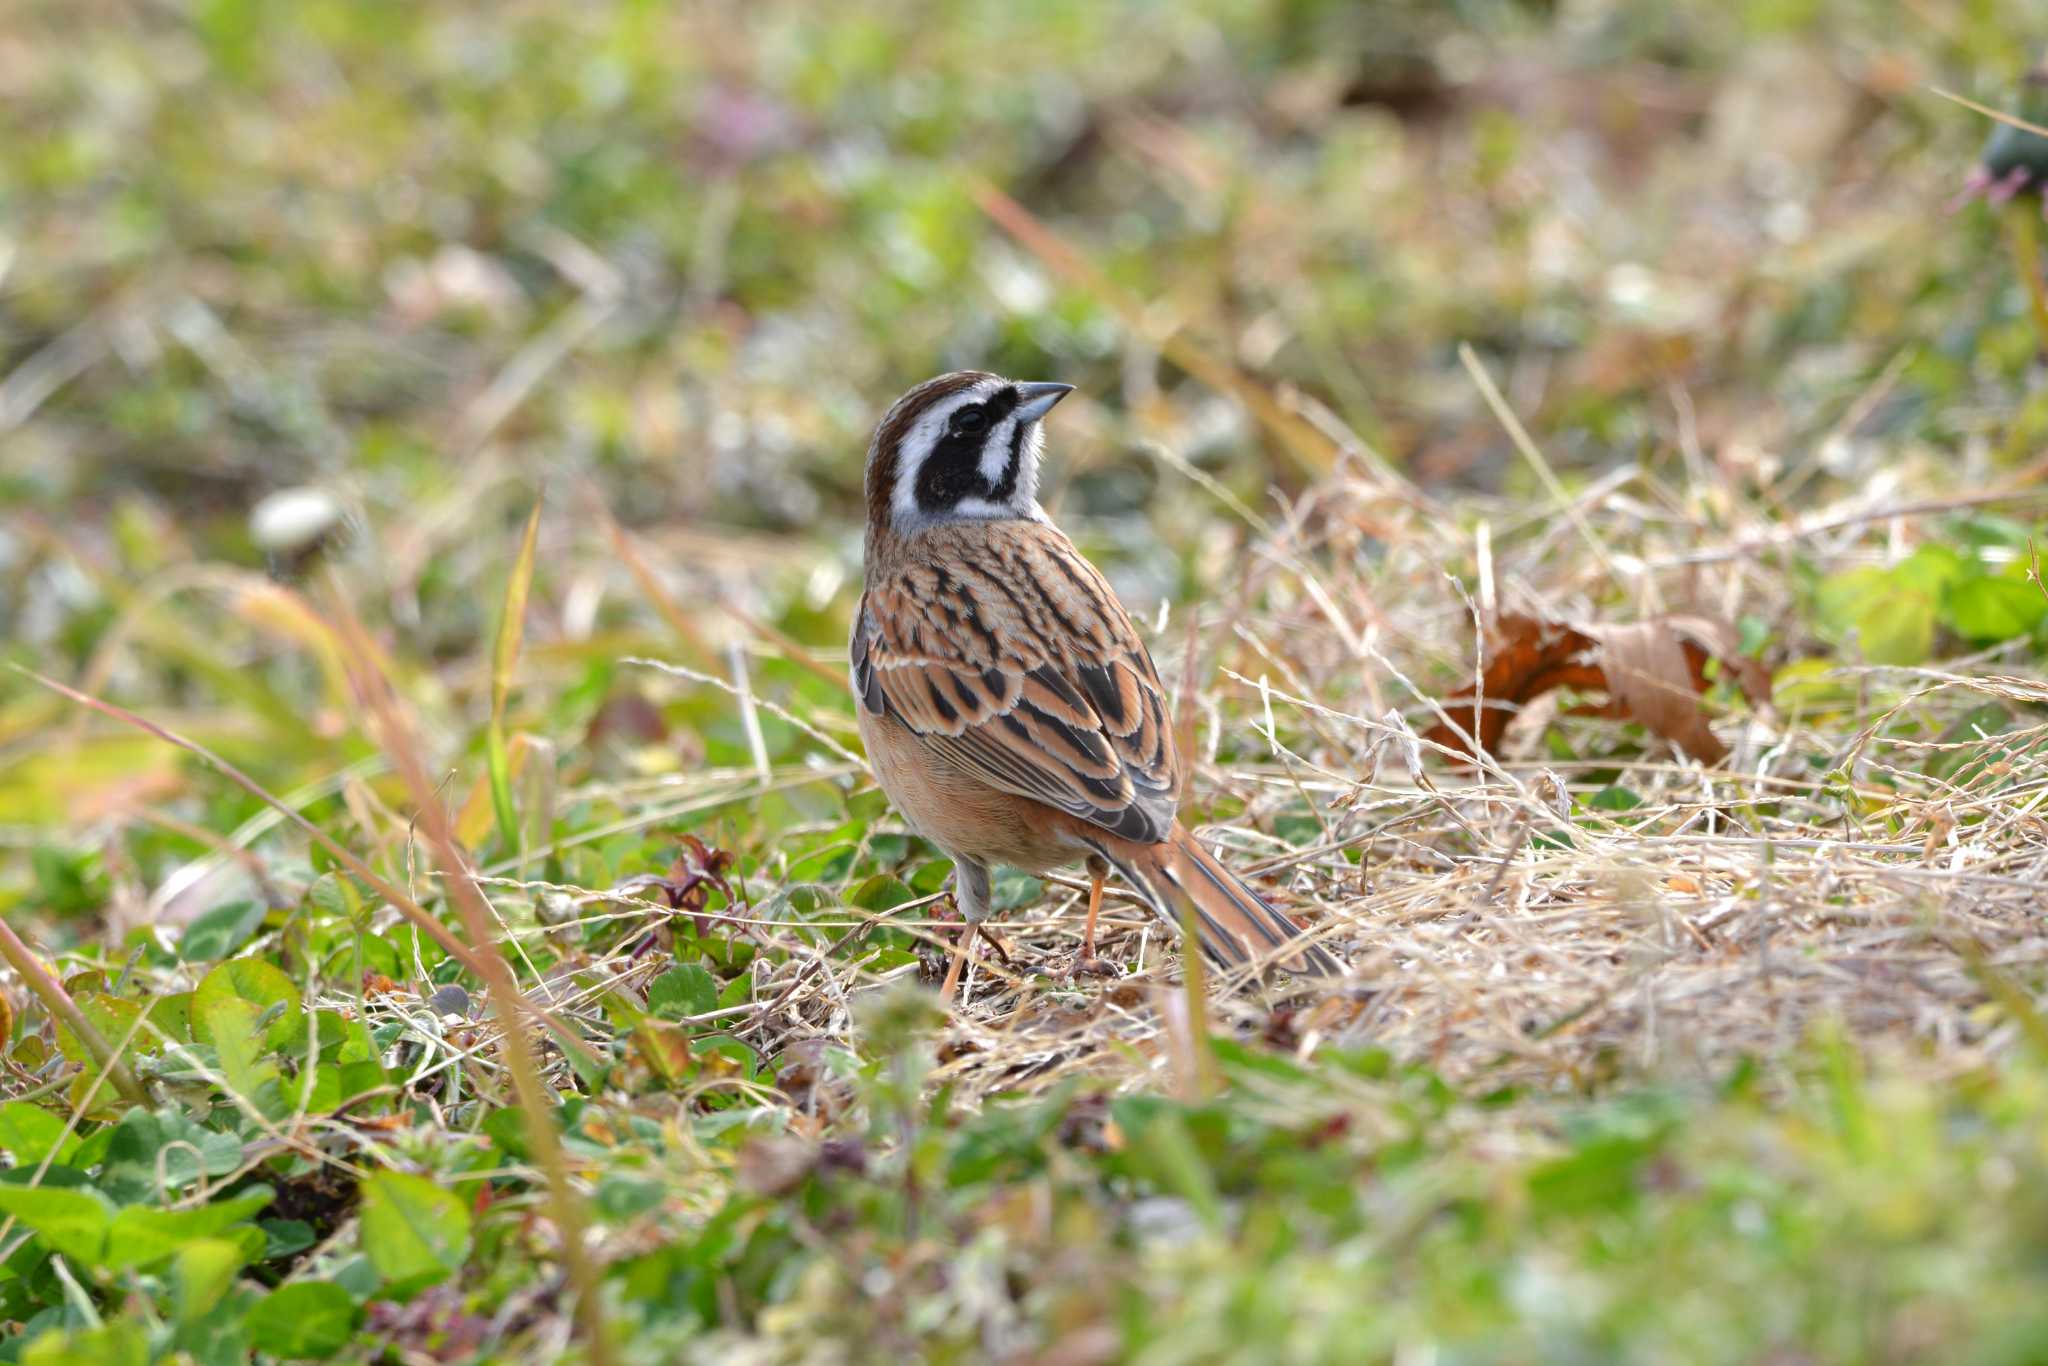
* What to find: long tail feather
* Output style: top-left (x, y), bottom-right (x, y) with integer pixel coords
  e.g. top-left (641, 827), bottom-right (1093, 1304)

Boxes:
top-left (1087, 825), bottom-right (1341, 976)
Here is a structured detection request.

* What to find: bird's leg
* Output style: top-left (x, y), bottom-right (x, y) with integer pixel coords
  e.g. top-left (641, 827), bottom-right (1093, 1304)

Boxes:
top-left (939, 858), bottom-right (992, 1005)
top-left (1991, 165), bottom-right (2034, 205)
top-left (1081, 854), bottom-right (1108, 961)
top-left (939, 938), bottom-right (968, 1003)
top-left (937, 902), bottom-right (967, 1003)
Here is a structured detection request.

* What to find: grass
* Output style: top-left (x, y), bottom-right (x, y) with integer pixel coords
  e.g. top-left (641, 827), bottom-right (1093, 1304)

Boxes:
top-left (6, 0), bottom-right (2048, 1361)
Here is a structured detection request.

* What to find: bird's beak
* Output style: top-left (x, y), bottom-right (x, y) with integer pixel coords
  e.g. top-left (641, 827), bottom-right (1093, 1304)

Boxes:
top-left (1012, 382), bottom-right (1075, 423)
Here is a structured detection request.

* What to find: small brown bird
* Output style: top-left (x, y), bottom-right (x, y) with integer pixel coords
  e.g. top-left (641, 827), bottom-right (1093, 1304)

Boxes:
top-left (850, 371), bottom-right (1340, 997)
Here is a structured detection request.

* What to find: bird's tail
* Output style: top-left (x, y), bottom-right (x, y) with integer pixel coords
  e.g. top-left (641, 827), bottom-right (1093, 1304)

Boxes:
top-left (1089, 824), bottom-right (1341, 977)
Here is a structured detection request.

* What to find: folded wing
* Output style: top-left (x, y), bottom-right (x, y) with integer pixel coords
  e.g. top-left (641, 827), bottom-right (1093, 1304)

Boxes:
top-left (852, 521), bottom-right (1180, 845)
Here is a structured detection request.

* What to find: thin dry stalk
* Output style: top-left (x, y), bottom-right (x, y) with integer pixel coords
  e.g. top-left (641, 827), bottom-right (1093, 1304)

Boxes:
top-left (323, 589), bottom-right (616, 1366)
top-left (0, 917), bottom-right (146, 1108)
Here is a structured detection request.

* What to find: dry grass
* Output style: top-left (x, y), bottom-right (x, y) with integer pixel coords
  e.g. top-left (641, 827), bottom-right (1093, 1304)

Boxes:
top-left (352, 444), bottom-right (2048, 1134)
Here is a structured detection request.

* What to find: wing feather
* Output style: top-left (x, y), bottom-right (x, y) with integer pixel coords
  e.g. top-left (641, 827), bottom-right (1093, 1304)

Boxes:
top-left (853, 520), bottom-right (1179, 844)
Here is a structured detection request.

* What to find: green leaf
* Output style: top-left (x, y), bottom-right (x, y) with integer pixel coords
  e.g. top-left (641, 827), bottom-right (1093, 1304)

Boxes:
top-left (848, 873), bottom-right (915, 912)
top-left (694, 1035), bottom-right (760, 1082)
top-left (990, 869), bottom-right (1042, 912)
top-left (336, 1015), bottom-right (382, 1066)
top-left (482, 1107), bottom-right (530, 1162)
top-left (98, 1108), bottom-right (243, 1202)
top-left (174, 1237), bottom-right (248, 1320)
top-left (647, 964), bottom-right (719, 1020)
top-left (595, 1174), bottom-right (665, 1221)
top-left (202, 998), bottom-right (284, 1117)
top-left (22, 1320), bottom-right (148, 1366)
top-left (0, 1102), bottom-right (80, 1167)
top-left (245, 1281), bottom-right (360, 1359)
top-left (360, 1170), bottom-right (473, 1288)
top-left (50, 993), bottom-right (143, 1069)
top-left (1527, 1130), bottom-right (1659, 1216)
top-left (1773, 657), bottom-right (1857, 711)
top-left (1943, 576), bottom-right (2048, 642)
top-left (337, 1059), bottom-right (388, 1106)
top-left (1125, 1109), bottom-right (1222, 1231)
top-left (262, 1219), bottom-right (317, 1259)
top-left (152, 992), bottom-right (194, 1043)
top-left (488, 500), bottom-right (544, 851)
top-left (178, 899), bottom-right (268, 962)
top-left (1893, 543), bottom-right (1969, 597)
top-left (306, 872), bottom-right (363, 926)
top-left (1815, 566), bottom-right (1936, 665)
top-left (0, 1182), bottom-right (115, 1265)
top-left (105, 1188), bottom-right (272, 1269)
top-left (193, 957), bottom-right (306, 1053)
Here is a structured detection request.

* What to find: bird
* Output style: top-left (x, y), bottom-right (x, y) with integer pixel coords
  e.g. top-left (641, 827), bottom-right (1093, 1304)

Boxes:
top-left (848, 370), bottom-right (1342, 999)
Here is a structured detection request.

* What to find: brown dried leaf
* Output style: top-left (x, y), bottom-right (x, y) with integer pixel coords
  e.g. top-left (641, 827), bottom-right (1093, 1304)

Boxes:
top-left (736, 1135), bottom-right (817, 1197)
top-left (1589, 619), bottom-right (1723, 761)
top-left (1425, 612), bottom-right (1768, 765)
top-left (1423, 614), bottom-right (1603, 759)
top-left (584, 690), bottom-right (669, 746)
top-left (630, 1018), bottom-right (692, 1085)
top-left (612, 834), bottom-right (738, 937)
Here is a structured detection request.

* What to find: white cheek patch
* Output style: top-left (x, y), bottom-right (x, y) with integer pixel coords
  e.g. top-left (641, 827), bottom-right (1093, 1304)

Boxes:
top-left (1014, 422), bottom-right (1045, 503)
top-left (978, 417), bottom-right (1019, 485)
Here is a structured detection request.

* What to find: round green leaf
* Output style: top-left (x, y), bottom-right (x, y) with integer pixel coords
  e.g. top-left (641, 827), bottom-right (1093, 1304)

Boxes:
top-left (848, 873), bottom-right (915, 912)
top-left (0, 1102), bottom-right (80, 1167)
top-left (192, 958), bottom-right (306, 1053)
top-left (174, 1237), bottom-right (247, 1321)
top-left (1944, 576), bottom-right (2048, 643)
top-left (1893, 544), bottom-right (1968, 596)
top-left (178, 899), bottom-right (268, 962)
top-left (0, 1183), bottom-right (114, 1266)
top-left (1816, 567), bottom-right (1934, 666)
top-left (647, 964), bottom-right (718, 1020)
top-left (246, 1281), bottom-right (361, 1359)
top-left (105, 1187), bottom-right (272, 1269)
top-left (51, 993), bottom-right (145, 1069)
top-left (360, 1170), bottom-right (472, 1288)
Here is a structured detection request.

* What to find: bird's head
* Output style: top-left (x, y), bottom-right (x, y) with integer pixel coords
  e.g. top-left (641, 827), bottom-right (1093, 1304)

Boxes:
top-left (862, 371), bottom-right (1073, 539)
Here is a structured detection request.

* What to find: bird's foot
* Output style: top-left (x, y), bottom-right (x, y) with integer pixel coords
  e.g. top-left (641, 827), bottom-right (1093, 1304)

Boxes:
top-left (1065, 946), bottom-right (1118, 979)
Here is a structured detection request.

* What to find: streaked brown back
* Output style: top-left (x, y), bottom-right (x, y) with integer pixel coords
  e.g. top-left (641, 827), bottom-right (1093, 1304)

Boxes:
top-left (851, 517), bottom-right (1181, 845)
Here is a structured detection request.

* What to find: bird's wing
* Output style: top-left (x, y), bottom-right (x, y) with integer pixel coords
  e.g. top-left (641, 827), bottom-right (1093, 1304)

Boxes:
top-left (852, 520), bottom-right (1179, 844)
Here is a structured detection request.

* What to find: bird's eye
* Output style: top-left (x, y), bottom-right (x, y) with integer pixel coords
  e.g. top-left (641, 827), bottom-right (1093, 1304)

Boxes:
top-left (953, 408), bottom-right (988, 434)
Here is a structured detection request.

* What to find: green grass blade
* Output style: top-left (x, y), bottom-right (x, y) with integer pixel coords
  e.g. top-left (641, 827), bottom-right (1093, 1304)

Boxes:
top-left (487, 502), bottom-right (543, 853)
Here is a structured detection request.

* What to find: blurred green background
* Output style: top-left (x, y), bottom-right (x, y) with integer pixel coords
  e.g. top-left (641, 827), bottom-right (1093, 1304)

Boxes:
top-left (3, 0), bottom-right (2038, 682)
